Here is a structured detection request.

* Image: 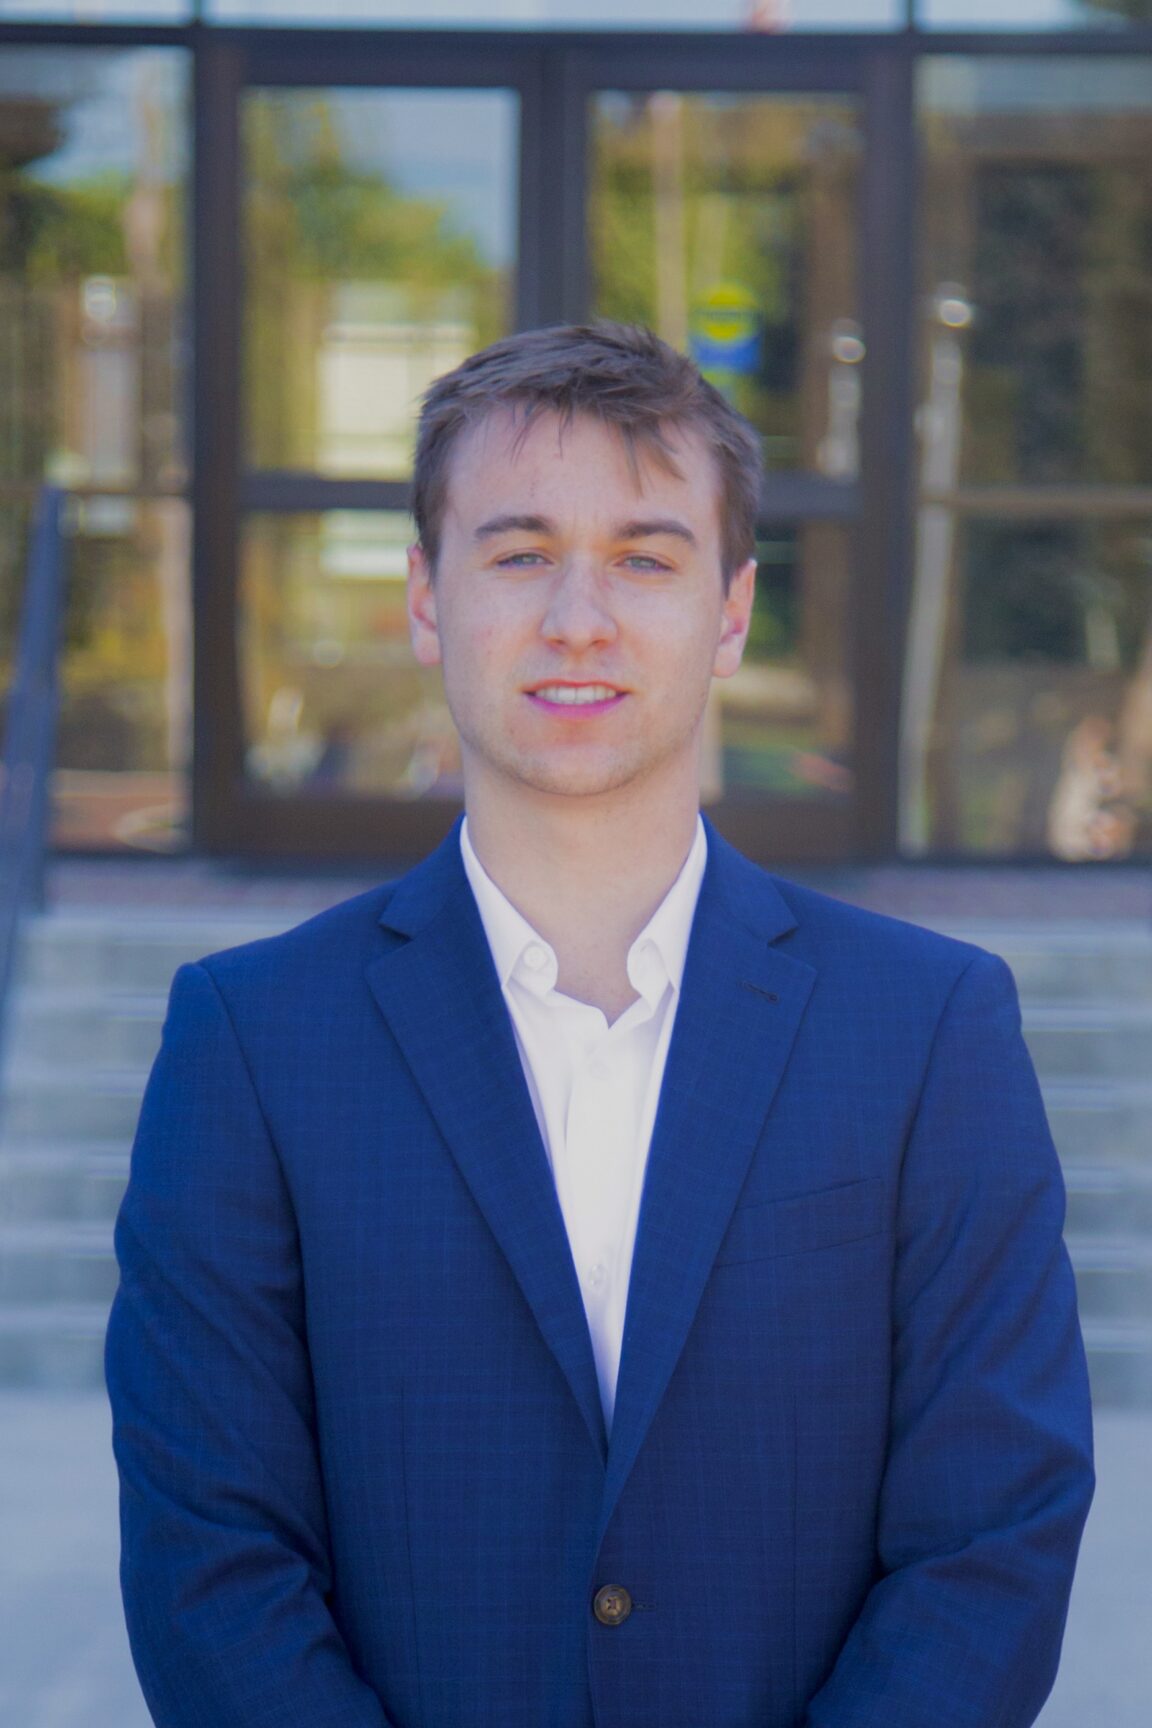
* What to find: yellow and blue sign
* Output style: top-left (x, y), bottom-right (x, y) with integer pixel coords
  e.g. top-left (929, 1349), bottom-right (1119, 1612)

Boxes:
top-left (690, 283), bottom-right (763, 377)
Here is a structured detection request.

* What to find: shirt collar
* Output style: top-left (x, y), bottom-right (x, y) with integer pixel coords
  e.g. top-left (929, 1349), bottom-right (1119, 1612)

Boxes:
top-left (460, 818), bottom-right (555, 992)
top-left (460, 816), bottom-right (707, 1010)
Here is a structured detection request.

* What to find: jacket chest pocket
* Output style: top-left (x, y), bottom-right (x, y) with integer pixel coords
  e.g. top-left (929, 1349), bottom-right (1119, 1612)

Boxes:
top-left (714, 1175), bottom-right (887, 1266)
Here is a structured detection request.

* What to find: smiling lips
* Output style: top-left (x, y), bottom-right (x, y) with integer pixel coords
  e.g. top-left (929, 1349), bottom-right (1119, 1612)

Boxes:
top-left (527, 682), bottom-right (626, 715)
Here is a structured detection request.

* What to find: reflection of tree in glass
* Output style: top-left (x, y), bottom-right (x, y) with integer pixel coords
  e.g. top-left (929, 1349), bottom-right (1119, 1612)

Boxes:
top-left (0, 69), bottom-right (185, 780)
top-left (971, 167), bottom-right (1092, 486)
top-left (590, 95), bottom-right (857, 467)
top-left (953, 149), bottom-right (1152, 490)
top-left (245, 96), bottom-right (507, 472)
top-left (1079, 0), bottom-right (1152, 17)
top-left (1, 174), bottom-right (122, 490)
top-left (3, 176), bottom-right (126, 279)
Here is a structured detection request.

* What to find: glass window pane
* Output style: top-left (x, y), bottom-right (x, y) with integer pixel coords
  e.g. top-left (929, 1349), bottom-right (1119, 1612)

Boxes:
top-left (905, 57), bottom-right (1152, 862)
top-left (53, 496), bottom-right (192, 850)
top-left (0, 496), bottom-right (191, 850)
top-left (0, 48), bottom-right (192, 852)
top-left (240, 511), bottom-right (459, 799)
top-left (917, 58), bottom-right (1152, 489)
top-left (901, 514), bottom-right (1152, 858)
top-left (0, 2), bottom-right (188, 18)
top-left (590, 92), bottom-right (862, 477)
top-left (210, 1), bottom-right (901, 30)
top-left (919, 0), bottom-right (1149, 28)
top-left (0, 48), bottom-right (190, 493)
top-left (711, 523), bottom-right (854, 801)
top-left (244, 88), bottom-right (518, 479)
top-left (0, 497), bottom-right (34, 724)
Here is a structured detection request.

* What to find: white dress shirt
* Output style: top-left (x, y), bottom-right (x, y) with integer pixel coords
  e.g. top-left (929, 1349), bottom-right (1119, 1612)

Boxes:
top-left (460, 817), bottom-right (708, 1432)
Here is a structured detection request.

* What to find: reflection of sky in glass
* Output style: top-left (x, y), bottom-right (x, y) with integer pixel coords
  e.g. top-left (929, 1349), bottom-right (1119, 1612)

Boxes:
top-left (922, 56), bottom-right (1152, 113)
top-left (311, 91), bottom-right (517, 266)
top-left (2, 50), bottom-right (189, 186)
top-left (210, 0), bottom-right (902, 26)
top-left (0, 1), bottom-right (187, 19)
top-left (0, 0), bottom-right (1141, 24)
top-left (921, 0), bottom-right (1134, 23)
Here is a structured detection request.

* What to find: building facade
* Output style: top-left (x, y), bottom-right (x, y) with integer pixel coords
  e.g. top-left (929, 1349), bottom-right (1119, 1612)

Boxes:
top-left (1, 0), bottom-right (1151, 866)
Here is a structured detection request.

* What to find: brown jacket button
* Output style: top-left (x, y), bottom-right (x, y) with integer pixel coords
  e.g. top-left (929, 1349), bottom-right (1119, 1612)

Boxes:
top-left (593, 1585), bottom-right (633, 1626)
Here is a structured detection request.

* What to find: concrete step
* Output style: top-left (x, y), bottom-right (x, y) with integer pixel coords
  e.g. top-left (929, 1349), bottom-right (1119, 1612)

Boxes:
top-left (1, 1065), bottom-right (149, 1143)
top-left (1068, 1237), bottom-right (1152, 1323)
top-left (1020, 1003), bottom-right (1152, 1081)
top-left (1063, 1165), bottom-right (1152, 1237)
top-left (16, 915), bottom-right (288, 991)
top-left (1079, 1321), bottom-right (1152, 1407)
top-left (0, 1300), bottom-right (111, 1390)
top-left (0, 1143), bottom-right (129, 1224)
top-left (0, 1221), bottom-right (120, 1305)
top-left (1042, 1081), bottom-right (1152, 1166)
top-left (6, 990), bottom-right (166, 1070)
top-left (933, 924), bottom-right (1152, 1003)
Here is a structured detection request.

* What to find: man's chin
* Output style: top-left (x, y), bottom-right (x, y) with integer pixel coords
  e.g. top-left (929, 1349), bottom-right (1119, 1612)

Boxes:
top-left (491, 748), bottom-right (654, 802)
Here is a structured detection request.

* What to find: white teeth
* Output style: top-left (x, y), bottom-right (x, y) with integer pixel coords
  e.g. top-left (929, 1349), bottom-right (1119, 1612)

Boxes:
top-left (533, 685), bottom-right (618, 705)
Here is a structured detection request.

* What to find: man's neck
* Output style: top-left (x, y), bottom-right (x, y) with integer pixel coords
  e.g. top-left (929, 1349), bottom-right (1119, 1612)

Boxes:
top-left (464, 781), bottom-right (702, 1022)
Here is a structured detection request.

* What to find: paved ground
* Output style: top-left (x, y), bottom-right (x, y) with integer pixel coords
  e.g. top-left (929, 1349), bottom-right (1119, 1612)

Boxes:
top-left (0, 1391), bottom-right (1147, 1727)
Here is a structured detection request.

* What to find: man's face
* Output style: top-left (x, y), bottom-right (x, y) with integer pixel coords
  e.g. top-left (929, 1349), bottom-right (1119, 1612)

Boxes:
top-left (407, 408), bottom-right (755, 809)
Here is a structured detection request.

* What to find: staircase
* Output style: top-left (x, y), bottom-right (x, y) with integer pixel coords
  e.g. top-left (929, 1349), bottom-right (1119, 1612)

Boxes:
top-left (1, 908), bottom-right (1150, 1402)
top-left (940, 924), bottom-right (1152, 1410)
top-left (0, 911), bottom-right (286, 1386)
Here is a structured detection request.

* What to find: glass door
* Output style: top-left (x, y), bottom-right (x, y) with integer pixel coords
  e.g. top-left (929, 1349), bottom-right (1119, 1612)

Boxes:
top-left (588, 83), bottom-right (863, 851)
top-left (198, 35), bottom-right (908, 864)
top-left (571, 38), bottom-right (915, 864)
top-left (192, 35), bottom-right (538, 857)
top-left (239, 83), bottom-right (519, 808)
top-left (904, 56), bottom-right (1152, 861)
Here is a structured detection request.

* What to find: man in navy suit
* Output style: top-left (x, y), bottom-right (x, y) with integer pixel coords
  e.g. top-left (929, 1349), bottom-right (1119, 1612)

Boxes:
top-left (106, 322), bottom-right (1094, 1728)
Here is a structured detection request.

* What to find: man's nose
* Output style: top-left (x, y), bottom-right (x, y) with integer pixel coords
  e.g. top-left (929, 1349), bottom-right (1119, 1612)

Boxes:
top-left (539, 560), bottom-right (618, 649)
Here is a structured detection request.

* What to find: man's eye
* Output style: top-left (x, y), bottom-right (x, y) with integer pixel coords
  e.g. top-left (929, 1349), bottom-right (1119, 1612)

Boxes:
top-left (622, 554), bottom-right (668, 571)
top-left (496, 551), bottom-right (546, 568)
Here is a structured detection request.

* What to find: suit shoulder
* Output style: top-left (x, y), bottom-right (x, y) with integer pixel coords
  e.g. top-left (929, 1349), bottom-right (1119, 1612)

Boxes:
top-left (766, 871), bottom-right (999, 989)
top-left (188, 879), bottom-right (400, 1002)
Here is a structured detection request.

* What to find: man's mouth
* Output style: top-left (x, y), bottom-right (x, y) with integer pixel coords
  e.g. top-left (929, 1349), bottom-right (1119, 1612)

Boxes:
top-left (530, 683), bottom-right (620, 705)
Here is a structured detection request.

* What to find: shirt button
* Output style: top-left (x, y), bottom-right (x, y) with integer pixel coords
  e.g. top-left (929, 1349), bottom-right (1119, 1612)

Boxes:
top-left (593, 1585), bottom-right (633, 1627)
top-left (522, 943), bottom-right (549, 972)
top-left (587, 1262), bottom-right (608, 1290)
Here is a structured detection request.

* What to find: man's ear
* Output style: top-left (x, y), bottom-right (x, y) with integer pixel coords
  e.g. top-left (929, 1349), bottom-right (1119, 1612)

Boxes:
top-left (407, 543), bottom-right (442, 667)
top-left (713, 557), bottom-right (757, 679)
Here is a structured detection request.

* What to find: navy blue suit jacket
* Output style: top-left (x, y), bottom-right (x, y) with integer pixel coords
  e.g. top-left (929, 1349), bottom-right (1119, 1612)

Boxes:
top-left (106, 821), bottom-right (1094, 1728)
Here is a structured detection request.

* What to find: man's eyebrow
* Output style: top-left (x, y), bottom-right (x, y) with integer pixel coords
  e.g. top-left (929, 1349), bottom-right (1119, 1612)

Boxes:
top-left (616, 518), bottom-right (697, 546)
top-left (472, 513), bottom-right (699, 547)
top-left (474, 513), bottom-right (556, 540)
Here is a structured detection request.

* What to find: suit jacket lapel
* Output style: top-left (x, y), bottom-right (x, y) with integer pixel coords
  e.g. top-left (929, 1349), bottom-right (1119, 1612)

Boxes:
top-left (600, 825), bottom-right (816, 1535)
top-left (365, 825), bottom-right (606, 1460)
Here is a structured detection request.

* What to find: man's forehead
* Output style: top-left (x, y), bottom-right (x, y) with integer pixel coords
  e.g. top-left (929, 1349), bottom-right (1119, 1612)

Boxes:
top-left (445, 405), bottom-right (716, 513)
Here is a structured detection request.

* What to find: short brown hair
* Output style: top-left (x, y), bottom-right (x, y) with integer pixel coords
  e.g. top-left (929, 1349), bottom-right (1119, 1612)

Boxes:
top-left (411, 322), bottom-right (763, 587)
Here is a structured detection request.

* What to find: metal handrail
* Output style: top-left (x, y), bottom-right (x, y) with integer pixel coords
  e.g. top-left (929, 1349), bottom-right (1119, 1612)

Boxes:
top-left (0, 485), bottom-right (69, 1078)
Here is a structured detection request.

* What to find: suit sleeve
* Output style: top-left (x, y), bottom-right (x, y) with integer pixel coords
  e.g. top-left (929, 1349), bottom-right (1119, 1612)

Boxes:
top-left (105, 961), bottom-right (395, 1728)
top-left (804, 949), bottom-right (1095, 1728)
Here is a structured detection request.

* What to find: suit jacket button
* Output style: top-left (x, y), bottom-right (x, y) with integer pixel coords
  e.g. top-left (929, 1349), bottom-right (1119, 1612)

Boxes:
top-left (593, 1585), bottom-right (633, 1626)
